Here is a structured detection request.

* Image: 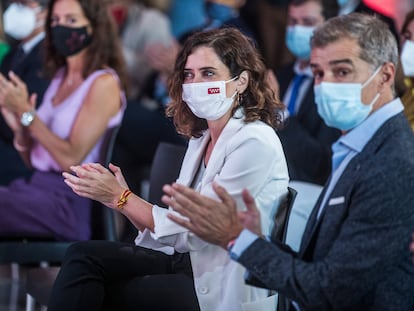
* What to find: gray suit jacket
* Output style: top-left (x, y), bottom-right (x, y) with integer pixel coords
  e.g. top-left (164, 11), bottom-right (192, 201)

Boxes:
top-left (239, 112), bottom-right (414, 310)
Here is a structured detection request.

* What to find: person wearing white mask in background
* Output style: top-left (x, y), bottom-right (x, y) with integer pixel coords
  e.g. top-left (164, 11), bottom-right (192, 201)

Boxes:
top-left (399, 9), bottom-right (414, 130)
top-left (0, 0), bottom-right (50, 185)
top-left (49, 27), bottom-right (289, 311)
top-left (269, 0), bottom-right (341, 186)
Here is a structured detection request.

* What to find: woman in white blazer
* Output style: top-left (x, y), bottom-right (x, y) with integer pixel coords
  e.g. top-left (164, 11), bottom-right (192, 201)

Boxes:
top-left (49, 27), bottom-right (289, 311)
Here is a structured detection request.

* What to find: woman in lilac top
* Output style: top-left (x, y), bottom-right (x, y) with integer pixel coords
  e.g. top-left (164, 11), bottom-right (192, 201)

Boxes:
top-left (0, 0), bottom-right (127, 241)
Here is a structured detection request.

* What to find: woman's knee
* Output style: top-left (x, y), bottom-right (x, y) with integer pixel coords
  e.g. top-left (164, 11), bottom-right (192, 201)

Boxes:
top-left (63, 240), bottom-right (114, 265)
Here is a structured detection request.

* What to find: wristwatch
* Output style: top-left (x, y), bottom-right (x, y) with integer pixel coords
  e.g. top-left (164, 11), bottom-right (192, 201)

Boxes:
top-left (20, 110), bottom-right (36, 127)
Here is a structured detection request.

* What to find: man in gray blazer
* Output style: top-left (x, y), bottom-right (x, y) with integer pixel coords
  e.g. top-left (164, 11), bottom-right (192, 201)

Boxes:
top-left (163, 13), bottom-right (414, 311)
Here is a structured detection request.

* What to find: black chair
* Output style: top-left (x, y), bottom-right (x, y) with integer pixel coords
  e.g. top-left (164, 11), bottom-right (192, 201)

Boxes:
top-left (245, 186), bottom-right (297, 291)
top-left (148, 142), bottom-right (187, 206)
top-left (116, 141), bottom-right (188, 242)
top-left (271, 186), bottom-right (298, 244)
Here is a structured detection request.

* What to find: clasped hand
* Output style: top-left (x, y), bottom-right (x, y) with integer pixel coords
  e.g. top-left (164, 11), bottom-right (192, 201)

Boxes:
top-left (62, 163), bottom-right (128, 209)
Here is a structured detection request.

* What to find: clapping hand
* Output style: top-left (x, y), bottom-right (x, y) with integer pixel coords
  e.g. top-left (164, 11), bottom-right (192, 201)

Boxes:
top-left (0, 72), bottom-right (31, 113)
top-left (62, 163), bottom-right (128, 209)
top-left (163, 182), bottom-right (263, 249)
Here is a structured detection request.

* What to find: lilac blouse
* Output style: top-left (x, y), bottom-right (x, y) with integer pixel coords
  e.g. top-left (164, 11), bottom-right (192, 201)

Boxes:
top-left (30, 68), bottom-right (126, 172)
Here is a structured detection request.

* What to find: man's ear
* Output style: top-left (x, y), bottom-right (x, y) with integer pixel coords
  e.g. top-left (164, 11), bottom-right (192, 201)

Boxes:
top-left (381, 62), bottom-right (395, 86)
top-left (237, 71), bottom-right (249, 94)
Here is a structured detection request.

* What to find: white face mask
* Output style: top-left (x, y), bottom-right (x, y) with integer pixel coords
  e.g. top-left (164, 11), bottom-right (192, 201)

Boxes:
top-left (314, 66), bottom-right (382, 131)
top-left (3, 3), bottom-right (40, 40)
top-left (182, 77), bottom-right (238, 120)
top-left (401, 40), bottom-right (414, 77)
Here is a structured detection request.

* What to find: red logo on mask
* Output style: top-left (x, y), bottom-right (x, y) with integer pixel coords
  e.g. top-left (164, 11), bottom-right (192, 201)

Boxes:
top-left (208, 87), bottom-right (221, 94)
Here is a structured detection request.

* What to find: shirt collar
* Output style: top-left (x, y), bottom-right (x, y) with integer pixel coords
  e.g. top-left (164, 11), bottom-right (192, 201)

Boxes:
top-left (21, 31), bottom-right (45, 54)
top-left (338, 98), bottom-right (404, 152)
top-left (293, 61), bottom-right (313, 78)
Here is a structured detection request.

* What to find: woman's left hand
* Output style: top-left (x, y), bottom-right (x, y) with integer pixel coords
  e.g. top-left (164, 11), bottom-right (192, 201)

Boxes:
top-left (62, 163), bottom-right (125, 209)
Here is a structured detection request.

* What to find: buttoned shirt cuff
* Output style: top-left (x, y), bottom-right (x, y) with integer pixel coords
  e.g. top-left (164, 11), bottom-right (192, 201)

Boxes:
top-left (229, 229), bottom-right (260, 261)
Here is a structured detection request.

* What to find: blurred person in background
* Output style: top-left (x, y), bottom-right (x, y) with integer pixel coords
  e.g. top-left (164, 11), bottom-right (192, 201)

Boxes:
top-left (0, 0), bottom-right (127, 241)
top-left (0, 0), bottom-right (50, 185)
top-left (241, 0), bottom-right (293, 71)
top-left (271, 0), bottom-right (341, 185)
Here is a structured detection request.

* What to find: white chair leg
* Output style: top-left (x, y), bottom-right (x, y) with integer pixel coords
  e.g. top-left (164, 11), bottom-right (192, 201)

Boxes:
top-left (10, 263), bottom-right (19, 281)
top-left (25, 293), bottom-right (35, 311)
top-left (9, 264), bottom-right (19, 311)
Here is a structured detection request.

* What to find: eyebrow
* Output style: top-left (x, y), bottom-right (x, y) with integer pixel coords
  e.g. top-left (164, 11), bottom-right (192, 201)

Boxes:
top-left (310, 58), bottom-right (355, 69)
top-left (328, 59), bottom-right (354, 66)
top-left (183, 66), bottom-right (217, 71)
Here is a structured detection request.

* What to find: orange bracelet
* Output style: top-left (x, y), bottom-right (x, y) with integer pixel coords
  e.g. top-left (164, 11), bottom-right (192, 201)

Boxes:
top-left (117, 189), bottom-right (132, 209)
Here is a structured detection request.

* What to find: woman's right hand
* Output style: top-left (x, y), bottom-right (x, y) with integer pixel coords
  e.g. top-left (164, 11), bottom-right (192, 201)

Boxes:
top-left (62, 163), bottom-right (129, 209)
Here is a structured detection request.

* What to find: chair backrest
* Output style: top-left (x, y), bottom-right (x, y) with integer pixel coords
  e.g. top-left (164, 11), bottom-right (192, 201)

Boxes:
top-left (148, 142), bottom-right (187, 207)
top-left (271, 186), bottom-right (297, 244)
top-left (0, 126), bottom-right (121, 264)
top-left (284, 180), bottom-right (323, 252)
top-left (90, 125), bottom-right (120, 241)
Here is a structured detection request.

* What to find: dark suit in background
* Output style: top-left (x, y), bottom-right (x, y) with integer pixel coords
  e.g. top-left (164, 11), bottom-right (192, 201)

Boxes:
top-left (276, 63), bottom-right (341, 185)
top-left (0, 38), bottom-right (50, 185)
top-left (241, 111), bottom-right (414, 310)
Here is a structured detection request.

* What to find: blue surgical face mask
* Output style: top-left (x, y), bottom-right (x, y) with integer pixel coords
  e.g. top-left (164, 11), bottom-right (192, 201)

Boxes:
top-left (314, 66), bottom-right (382, 131)
top-left (285, 25), bottom-right (315, 60)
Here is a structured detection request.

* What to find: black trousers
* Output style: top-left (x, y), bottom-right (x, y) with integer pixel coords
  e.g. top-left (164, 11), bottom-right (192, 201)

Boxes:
top-left (48, 240), bottom-right (200, 311)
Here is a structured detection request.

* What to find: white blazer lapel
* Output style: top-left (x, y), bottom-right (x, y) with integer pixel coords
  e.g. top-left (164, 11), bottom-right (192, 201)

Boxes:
top-left (200, 112), bottom-right (245, 191)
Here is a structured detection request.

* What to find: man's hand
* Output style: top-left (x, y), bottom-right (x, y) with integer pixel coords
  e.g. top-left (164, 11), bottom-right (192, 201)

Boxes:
top-left (163, 182), bottom-right (263, 249)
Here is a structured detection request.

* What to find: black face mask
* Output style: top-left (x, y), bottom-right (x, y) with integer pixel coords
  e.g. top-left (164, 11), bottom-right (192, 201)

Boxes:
top-left (51, 25), bottom-right (92, 57)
